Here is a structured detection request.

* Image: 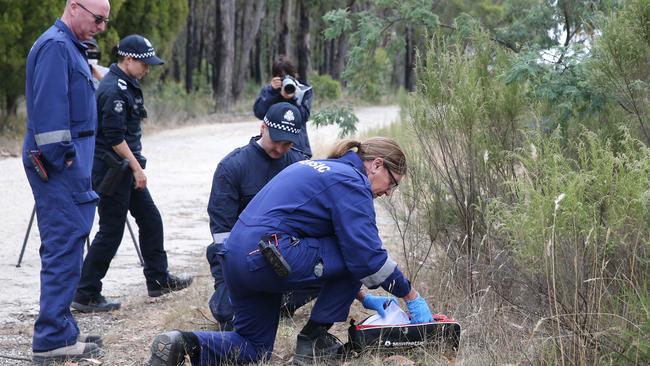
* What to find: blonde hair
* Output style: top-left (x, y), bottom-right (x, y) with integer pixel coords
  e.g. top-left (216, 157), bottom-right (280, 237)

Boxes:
top-left (327, 137), bottom-right (407, 175)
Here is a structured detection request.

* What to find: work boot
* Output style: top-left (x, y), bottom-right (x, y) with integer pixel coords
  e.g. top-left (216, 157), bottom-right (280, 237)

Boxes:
top-left (71, 295), bottom-right (121, 313)
top-left (293, 332), bottom-right (343, 365)
top-left (146, 331), bottom-right (187, 366)
top-left (78, 333), bottom-right (103, 347)
top-left (148, 274), bottom-right (194, 298)
top-left (32, 341), bottom-right (101, 365)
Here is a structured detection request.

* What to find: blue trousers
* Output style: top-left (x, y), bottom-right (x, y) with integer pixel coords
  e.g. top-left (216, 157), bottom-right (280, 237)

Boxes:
top-left (193, 228), bottom-right (361, 365)
top-left (25, 169), bottom-right (97, 352)
top-left (76, 170), bottom-right (168, 300)
top-left (206, 243), bottom-right (321, 329)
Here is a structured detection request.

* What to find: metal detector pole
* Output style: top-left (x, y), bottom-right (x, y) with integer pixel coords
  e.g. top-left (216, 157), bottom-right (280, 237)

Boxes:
top-left (16, 205), bottom-right (36, 268)
top-left (17, 204), bottom-right (144, 267)
top-left (126, 219), bottom-right (144, 266)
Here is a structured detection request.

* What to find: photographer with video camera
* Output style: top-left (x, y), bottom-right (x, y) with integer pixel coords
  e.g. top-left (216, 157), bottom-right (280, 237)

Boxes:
top-left (253, 56), bottom-right (313, 158)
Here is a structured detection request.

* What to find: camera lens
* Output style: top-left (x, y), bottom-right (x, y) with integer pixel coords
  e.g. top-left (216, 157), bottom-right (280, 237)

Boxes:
top-left (283, 84), bottom-right (296, 94)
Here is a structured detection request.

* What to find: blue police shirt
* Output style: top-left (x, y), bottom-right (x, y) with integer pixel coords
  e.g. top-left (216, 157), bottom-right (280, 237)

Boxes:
top-left (253, 84), bottom-right (313, 157)
top-left (23, 19), bottom-right (97, 175)
top-left (94, 64), bottom-right (147, 164)
top-left (208, 136), bottom-right (306, 238)
top-left (237, 151), bottom-right (410, 297)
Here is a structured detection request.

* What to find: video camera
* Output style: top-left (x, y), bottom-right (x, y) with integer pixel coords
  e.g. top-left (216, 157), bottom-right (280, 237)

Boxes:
top-left (281, 75), bottom-right (298, 96)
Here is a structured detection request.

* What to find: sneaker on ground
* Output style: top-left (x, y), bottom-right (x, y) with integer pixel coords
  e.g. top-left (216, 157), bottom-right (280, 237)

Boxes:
top-left (32, 341), bottom-right (101, 365)
top-left (71, 295), bottom-right (121, 313)
top-left (146, 331), bottom-right (187, 366)
top-left (293, 332), bottom-right (343, 365)
top-left (148, 274), bottom-right (193, 298)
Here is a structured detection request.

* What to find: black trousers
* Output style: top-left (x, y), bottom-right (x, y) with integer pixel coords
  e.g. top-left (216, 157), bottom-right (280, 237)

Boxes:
top-left (75, 172), bottom-right (169, 301)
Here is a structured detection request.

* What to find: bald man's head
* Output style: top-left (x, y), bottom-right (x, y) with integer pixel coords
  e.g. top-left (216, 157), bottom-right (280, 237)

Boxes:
top-left (62, 0), bottom-right (110, 41)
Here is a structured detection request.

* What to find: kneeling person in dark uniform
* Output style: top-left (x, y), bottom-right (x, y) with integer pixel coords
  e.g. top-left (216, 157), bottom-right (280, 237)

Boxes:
top-left (206, 102), bottom-right (319, 330)
top-left (72, 35), bottom-right (192, 313)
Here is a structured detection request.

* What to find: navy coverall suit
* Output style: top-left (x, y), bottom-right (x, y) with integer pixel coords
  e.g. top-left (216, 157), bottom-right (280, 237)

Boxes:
top-left (192, 151), bottom-right (411, 365)
top-left (22, 19), bottom-right (99, 352)
top-left (253, 83), bottom-right (313, 157)
top-left (75, 64), bottom-right (169, 301)
top-left (206, 136), bottom-right (308, 326)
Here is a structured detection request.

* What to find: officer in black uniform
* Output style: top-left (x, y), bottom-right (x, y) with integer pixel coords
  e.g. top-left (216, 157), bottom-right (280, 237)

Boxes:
top-left (72, 35), bottom-right (192, 313)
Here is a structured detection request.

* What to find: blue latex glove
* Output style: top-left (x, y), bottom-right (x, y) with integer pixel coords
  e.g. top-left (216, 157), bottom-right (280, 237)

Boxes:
top-left (406, 295), bottom-right (433, 324)
top-left (362, 294), bottom-right (397, 317)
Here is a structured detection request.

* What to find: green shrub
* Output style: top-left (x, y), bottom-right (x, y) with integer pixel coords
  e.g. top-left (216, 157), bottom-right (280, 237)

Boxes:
top-left (310, 106), bottom-right (358, 138)
top-left (144, 81), bottom-right (213, 127)
top-left (308, 73), bottom-right (341, 103)
top-left (490, 126), bottom-right (650, 363)
top-left (344, 47), bottom-right (392, 102)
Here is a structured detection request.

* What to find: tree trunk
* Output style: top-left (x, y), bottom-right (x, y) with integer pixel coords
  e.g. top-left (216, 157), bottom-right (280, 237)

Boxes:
top-left (214, 0), bottom-right (235, 110)
top-left (233, 0), bottom-right (265, 99)
top-left (252, 33), bottom-right (262, 84)
top-left (185, 0), bottom-right (196, 93)
top-left (296, 0), bottom-right (310, 82)
top-left (332, 0), bottom-right (356, 80)
top-left (277, 0), bottom-right (293, 57)
top-left (404, 25), bottom-right (416, 91)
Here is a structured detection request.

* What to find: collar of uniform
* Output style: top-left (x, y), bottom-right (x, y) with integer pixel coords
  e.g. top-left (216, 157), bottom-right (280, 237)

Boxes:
top-left (54, 18), bottom-right (87, 53)
top-left (108, 63), bottom-right (141, 89)
top-left (338, 150), bottom-right (367, 177)
top-left (250, 135), bottom-right (275, 161)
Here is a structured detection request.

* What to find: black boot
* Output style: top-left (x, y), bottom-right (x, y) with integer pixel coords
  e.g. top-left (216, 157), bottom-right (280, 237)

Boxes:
top-left (148, 274), bottom-right (194, 297)
top-left (146, 331), bottom-right (187, 366)
top-left (293, 324), bottom-right (343, 365)
top-left (71, 295), bottom-right (121, 313)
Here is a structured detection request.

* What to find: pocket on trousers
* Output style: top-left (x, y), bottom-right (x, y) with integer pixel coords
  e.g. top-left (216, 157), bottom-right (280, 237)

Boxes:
top-left (71, 190), bottom-right (99, 205)
top-left (245, 253), bottom-right (267, 272)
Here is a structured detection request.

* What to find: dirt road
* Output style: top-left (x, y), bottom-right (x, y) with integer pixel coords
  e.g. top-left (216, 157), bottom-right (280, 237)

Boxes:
top-left (0, 105), bottom-right (399, 363)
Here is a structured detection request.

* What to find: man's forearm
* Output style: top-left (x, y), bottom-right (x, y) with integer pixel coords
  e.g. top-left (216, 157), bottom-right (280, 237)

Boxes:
top-left (112, 141), bottom-right (142, 173)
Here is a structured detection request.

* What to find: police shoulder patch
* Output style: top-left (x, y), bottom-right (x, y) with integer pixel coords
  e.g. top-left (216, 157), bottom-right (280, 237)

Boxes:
top-left (113, 100), bottom-right (125, 113)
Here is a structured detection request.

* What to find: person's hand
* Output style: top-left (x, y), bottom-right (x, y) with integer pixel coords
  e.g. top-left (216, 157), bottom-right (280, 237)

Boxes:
top-left (133, 169), bottom-right (147, 190)
top-left (270, 76), bottom-right (282, 90)
top-left (362, 294), bottom-right (397, 317)
top-left (406, 294), bottom-right (433, 324)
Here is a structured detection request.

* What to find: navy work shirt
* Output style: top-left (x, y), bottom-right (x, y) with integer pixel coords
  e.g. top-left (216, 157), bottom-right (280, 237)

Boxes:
top-left (94, 64), bottom-right (147, 166)
top-left (208, 136), bottom-right (306, 240)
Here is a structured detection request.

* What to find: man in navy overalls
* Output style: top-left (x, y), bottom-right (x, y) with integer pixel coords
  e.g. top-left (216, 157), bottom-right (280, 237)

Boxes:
top-left (206, 102), bottom-right (317, 330)
top-left (22, 0), bottom-right (110, 363)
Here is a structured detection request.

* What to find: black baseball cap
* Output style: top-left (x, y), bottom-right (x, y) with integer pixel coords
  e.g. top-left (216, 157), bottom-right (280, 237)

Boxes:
top-left (263, 103), bottom-right (304, 144)
top-left (117, 34), bottom-right (164, 65)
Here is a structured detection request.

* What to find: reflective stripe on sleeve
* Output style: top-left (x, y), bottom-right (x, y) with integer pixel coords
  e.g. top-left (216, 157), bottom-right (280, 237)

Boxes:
top-left (212, 232), bottom-right (231, 245)
top-left (361, 256), bottom-right (397, 287)
top-left (34, 130), bottom-right (71, 146)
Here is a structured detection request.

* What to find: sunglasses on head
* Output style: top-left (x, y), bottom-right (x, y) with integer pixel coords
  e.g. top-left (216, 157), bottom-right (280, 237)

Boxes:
top-left (75, 2), bottom-right (109, 25)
